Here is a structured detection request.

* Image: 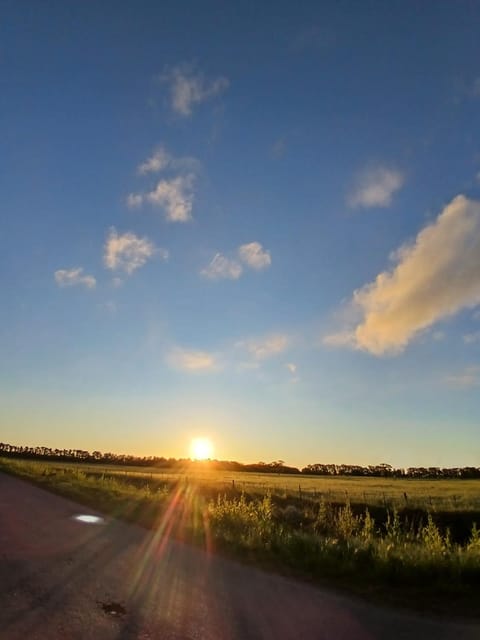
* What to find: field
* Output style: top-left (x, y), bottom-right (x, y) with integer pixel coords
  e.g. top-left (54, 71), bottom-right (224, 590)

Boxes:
top-left (16, 458), bottom-right (480, 511)
top-left (1, 457), bottom-right (480, 617)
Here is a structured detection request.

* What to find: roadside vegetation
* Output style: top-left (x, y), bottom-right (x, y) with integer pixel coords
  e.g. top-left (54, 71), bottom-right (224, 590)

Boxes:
top-left (1, 457), bottom-right (479, 617)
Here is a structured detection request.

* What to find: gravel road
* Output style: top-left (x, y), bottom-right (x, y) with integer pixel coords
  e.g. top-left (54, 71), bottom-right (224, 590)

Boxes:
top-left (0, 472), bottom-right (478, 639)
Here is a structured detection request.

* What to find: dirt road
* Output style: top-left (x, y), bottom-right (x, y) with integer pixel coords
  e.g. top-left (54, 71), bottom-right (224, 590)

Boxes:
top-left (0, 472), bottom-right (478, 639)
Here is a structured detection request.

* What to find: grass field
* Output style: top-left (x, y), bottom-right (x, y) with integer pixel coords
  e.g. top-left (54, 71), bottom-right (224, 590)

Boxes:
top-left (1, 457), bottom-right (480, 617)
top-left (15, 458), bottom-right (480, 511)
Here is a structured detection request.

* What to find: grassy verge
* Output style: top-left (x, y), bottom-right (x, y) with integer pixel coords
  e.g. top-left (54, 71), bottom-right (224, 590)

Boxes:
top-left (1, 457), bottom-right (479, 618)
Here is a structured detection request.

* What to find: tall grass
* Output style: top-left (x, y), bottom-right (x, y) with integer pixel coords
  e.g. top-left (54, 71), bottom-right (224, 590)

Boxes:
top-left (207, 492), bottom-right (480, 600)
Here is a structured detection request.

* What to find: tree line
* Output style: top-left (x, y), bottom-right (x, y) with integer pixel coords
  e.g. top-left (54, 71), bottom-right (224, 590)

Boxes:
top-left (0, 442), bottom-right (479, 479)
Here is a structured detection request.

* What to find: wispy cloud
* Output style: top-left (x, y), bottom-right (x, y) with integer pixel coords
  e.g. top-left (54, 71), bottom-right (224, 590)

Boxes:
top-left (145, 174), bottom-right (195, 222)
top-left (128, 145), bottom-right (199, 222)
top-left (137, 145), bottom-right (199, 175)
top-left (348, 166), bottom-right (404, 209)
top-left (160, 63), bottom-right (229, 117)
top-left (445, 365), bottom-right (480, 388)
top-left (324, 195), bottom-right (480, 355)
top-left (201, 241), bottom-right (271, 280)
top-left (285, 362), bottom-right (299, 382)
top-left (167, 347), bottom-right (220, 372)
top-left (238, 242), bottom-right (271, 270)
top-left (126, 193), bottom-right (143, 208)
top-left (201, 253), bottom-right (243, 280)
top-left (464, 331), bottom-right (480, 344)
top-left (138, 147), bottom-right (171, 174)
top-left (104, 228), bottom-right (166, 274)
top-left (54, 267), bottom-right (96, 289)
top-left (240, 333), bottom-right (289, 360)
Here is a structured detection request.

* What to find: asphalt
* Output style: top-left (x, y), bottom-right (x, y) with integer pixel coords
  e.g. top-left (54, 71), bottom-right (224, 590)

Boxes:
top-left (0, 472), bottom-right (479, 640)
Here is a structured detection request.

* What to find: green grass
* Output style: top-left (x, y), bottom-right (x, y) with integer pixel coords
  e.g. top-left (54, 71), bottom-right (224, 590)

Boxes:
top-left (1, 457), bottom-right (480, 618)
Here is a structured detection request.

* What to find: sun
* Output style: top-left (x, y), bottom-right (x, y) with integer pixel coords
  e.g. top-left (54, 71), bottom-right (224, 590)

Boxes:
top-left (190, 437), bottom-right (214, 460)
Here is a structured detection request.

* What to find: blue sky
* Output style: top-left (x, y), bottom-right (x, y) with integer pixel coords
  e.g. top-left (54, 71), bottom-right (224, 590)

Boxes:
top-left (2, 1), bottom-right (480, 467)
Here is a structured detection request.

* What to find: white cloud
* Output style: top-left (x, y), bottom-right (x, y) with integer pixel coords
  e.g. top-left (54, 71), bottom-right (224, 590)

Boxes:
top-left (54, 267), bottom-right (96, 289)
top-left (324, 195), bottom-right (480, 355)
top-left (167, 347), bottom-right (219, 372)
top-left (201, 253), bottom-right (243, 280)
top-left (138, 147), bottom-right (172, 174)
top-left (445, 365), bottom-right (480, 388)
top-left (129, 144), bottom-right (199, 221)
top-left (348, 166), bottom-right (404, 209)
top-left (104, 228), bottom-right (165, 274)
top-left (201, 241), bottom-right (271, 280)
top-left (145, 174), bottom-right (195, 222)
top-left (126, 193), bottom-right (143, 208)
top-left (241, 334), bottom-right (289, 360)
top-left (464, 331), bottom-right (480, 344)
top-left (238, 242), bottom-right (272, 270)
top-left (161, 63), bottom-right (229, 117)
top-left (137, 145), bottom-right (199, 175)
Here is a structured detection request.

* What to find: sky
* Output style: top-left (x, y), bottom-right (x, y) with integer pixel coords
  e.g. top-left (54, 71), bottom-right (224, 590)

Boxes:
top-left (1, 1), bottom-right (480, 468)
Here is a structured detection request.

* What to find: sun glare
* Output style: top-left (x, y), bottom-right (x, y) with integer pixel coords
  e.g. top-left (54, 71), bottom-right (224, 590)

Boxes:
top-left (190, 437), bottom-right (213, 460)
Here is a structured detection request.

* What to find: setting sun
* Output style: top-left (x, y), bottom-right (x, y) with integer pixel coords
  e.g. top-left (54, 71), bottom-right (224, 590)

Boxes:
top-left (190, 438), bottom-right (214, 460)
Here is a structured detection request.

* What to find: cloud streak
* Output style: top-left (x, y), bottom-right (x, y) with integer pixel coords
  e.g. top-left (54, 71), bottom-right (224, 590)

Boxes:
top-left (325, 195), bottom-right (480, 355)
top-left (167, 347), bottom-right (219, 372)
top-left (201, 242), bottom-right (271, 280)
top-left (54, 267), bottom-right (96, 289)
top-left (201, 253), bottom-right (243, 280)
top-left (445, 365), bottom-right (480, 388)
top-left (240, 333), bottom-right (289, 360)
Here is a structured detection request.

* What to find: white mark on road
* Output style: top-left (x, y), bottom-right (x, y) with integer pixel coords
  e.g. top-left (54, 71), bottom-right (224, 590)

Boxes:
top-left (72, 514), bottom-right (105, 524)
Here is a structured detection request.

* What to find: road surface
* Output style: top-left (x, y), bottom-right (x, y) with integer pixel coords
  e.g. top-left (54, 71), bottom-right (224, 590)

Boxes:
top-left (0, 472), bottom-right (478, 639)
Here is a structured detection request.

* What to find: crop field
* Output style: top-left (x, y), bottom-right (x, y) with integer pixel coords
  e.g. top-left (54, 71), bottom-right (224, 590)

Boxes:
top-left (16, 458), bottom-right (480, 511)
